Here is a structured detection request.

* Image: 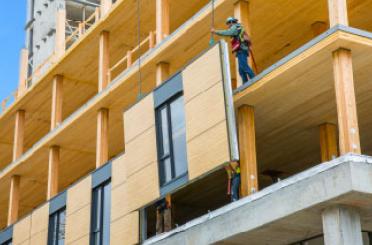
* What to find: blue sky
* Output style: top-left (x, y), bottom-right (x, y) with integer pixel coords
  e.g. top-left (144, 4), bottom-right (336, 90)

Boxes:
top-left (0, 2), bottom-right (26, 103)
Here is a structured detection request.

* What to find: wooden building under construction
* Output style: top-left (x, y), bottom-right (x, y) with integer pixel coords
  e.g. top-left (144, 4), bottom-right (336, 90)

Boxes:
top-left (1, 0), bottom-right (372, 244)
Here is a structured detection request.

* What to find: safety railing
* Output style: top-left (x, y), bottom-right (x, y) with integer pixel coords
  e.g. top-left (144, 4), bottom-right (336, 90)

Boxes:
top-left (65, 8), bottom-right (100, 49)
top-left (108, 31), bottom-right (156, 81)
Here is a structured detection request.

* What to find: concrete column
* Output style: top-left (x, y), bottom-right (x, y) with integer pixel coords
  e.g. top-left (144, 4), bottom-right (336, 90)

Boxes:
top-left (17, 49), bottom-right (29, 97)
top-left (7, 175), bottom-right (21, 225)
top-left (99, 31), bottom-right (110, 91)
top-left (327, 0), bottom-right (349, 27)
top-left (156, 0), bottom-right (170, 43)
top-left (332, 48), bottom-right (360, 155)
top-left (47, 146), bottom-right (60, 200)
top-left (96, 108), bottom-right (109, 168)
top-left (238, 105), bottom-right (258, 197)
top-left (13, 110), bottom-right (25, 161)
top-left (322, 206), bottom-right (363, 245)
top-left (156, 62), bottom-right (170, 86)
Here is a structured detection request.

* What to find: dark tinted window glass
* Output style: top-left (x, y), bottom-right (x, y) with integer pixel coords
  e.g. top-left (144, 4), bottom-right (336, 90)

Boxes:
top-left (48, 208), bottom-right (66, 245)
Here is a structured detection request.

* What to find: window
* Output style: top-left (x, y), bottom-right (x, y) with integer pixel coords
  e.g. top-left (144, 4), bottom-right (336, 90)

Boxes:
top-left (1, 240), bottom-right (12, 245)
top-left (90, 180), bottom-right (111, 245)
top-left (48, 208), bottom-right (66, 245)
top-left (156, 95), bottom-right (188, 187)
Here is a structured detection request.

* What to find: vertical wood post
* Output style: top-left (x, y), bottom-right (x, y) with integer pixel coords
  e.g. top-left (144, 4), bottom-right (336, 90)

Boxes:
top-left (96, 108), bottom-right (109, 168)
top-left (99, 31), bottom-right (110, 91)
top-left (13, 110), bottom-right (25, 161)
top-left (149, 31), bottom-right (156, 49)
top-left (47, 146), bottom-right (60, 200)
top-left (332, 48), bottom-right (361, 155)
top-left (238, 105), bottom-right (258, 197)
top-left (327, 0), bottom-right (349, 27)
top-left (100, 0), bottom-right (112, 17)
top-left (127, 51), bottom-right (132, 67)
top-left (55, 7), bottom-right (66, 59)
top-left (156, 62), bottom-right (170, 87)
top-left (7, 175), bottom-right (21, 226)
top-left (51, 75), bottom-right (63, 130)
top-left (17, 49), bottom-right (29, 98)
top-left (234, 0), bottom-right (254, 88)
top-left (156, 0), bottom-right (170, 43)
top-left (320, 123), bottom-right (339, 162)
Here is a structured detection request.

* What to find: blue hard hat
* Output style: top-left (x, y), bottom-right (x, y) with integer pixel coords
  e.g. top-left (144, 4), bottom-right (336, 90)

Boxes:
top-left (226, 17), bottom-right (238, 24)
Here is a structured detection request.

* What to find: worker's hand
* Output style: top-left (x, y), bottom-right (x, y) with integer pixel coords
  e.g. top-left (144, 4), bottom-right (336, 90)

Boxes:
top-left (211, 28), bottom-right (215, 33)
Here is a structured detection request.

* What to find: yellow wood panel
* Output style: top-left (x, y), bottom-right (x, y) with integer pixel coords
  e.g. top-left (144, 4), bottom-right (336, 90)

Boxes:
top-left (110, 212), bottom-right (139, 245)
top-left (29, 230), bottom-right (47, 245)
top-left (30, 203), bottom-right (49, 235)
top-left (111, 154), bottom-right (127, 188)
top-left (124, 94), bottom-right (155, 144)
top-left (68, 235), bottom-right (90, 245)
top-left (13, 215), bottom-right (31, 245)
top-left (66, 175), bottom-right (92, 213)
top-left (65, 205), bottom-right (91, 244)
top-left (188, 121), bottom-right (230, 180)
top-left (111, 162), bottom-right (159, 221)
top-left (182, 45), bottom-right (222, 103)
top-left (184, 82), bottom-right (227, 141)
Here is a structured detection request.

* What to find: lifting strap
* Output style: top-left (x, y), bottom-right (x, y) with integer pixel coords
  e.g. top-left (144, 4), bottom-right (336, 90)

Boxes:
top-left (136, 0), bottom-right (143, 100)
top-left (209, 0), bottom-right (215, 46)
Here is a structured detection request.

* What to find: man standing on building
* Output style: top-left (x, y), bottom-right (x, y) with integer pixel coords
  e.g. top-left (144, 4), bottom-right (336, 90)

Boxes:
top-left (211, 17), bottom-right (255, 84)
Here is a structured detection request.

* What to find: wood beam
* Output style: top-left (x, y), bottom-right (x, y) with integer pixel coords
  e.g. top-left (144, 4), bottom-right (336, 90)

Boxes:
top-left (99, 31), bottom-right (110, 91)
top-left (311, 21), bottom-right (328, 36)
top-left (55, 7), bottom-right (66, 59)
top-left (7, 175), bottom-right (20, 226)
top-left (320, 123), bottom-right (339, 162)
top-left (234, 0), bottom-right (254, 88)
top-left (96, 108), bottom-right (109, 168)
top-left (47, 146), bottom-right (60, 200)
top-left (100, 0), bottom-right (112, 16)
top-left (327, 0), bottom-right (349, 27)
top-left (13, 110), bottom-right (25, 161)
top-left (156, 0), bottom-right (170, 43)
top-left (51, 75), bottom-right (63, 130)
top-left (238, 105), bottom-right (258, 197)
top-left (156, 62), bottom-right (170, 86)
top-left (17, 49), bottom-right (29, 98)
top-left (332, 48), bottom-right (361, 155)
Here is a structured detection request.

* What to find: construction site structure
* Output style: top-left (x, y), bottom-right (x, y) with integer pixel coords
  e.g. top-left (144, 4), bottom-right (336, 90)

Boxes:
top-left (1, 0), bottom-right (372, 244)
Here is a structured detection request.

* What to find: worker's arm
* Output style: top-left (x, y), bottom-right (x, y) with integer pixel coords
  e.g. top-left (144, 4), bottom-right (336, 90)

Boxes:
top-left (213, 25), bottom-right (239, 37)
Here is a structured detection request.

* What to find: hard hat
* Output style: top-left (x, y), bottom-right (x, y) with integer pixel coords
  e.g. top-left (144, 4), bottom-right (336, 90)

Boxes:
top-left (226, 17), bottom-right (238, 24)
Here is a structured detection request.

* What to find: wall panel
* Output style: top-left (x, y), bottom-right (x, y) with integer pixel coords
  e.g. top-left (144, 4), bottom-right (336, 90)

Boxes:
top-left (29, 203), bottom-right (49, 245)
top-left (13, 216), bottom-right (31, 245)
top-left (110, 212), bottom-right (139, 245)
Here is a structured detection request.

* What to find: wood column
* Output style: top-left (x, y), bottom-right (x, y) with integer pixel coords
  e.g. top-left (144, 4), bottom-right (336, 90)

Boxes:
top-left (238, 105), bottom-right (258, 197)
top-left (99, 31), bottom-right (110, 91)
top-left (47, 146), bottom-right (60, 200)
top-left (332, 48), bottom-right (361, 155)
top-left (234, 0), bottom-right (254, 88)
top-left (327, 0), bottom-right (349, 27)
top-left (156, 62), bottom-right (170, 86)
top-left (320, 123), bottom-right (339, 162)
top-left (17, 49), bottom-right (29, 97)
top-left (96, 108), bottom-right (109, 168)
top-left (100, 0), bottom-right (112, 16)
top-left (51, 75), bottom-right (63, 130)
top-left (156, 0), bottom-right (170, 43)
top-left (55, 7), bottom-right (66, 59)
top-left (13, 110), bottom-right (25, 161)
top-left (7, 175), bottom-right (20, 225)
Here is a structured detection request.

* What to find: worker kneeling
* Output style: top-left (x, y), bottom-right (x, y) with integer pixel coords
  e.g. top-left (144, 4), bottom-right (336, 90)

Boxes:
top-left (212, 17), bottom-right (255, 84)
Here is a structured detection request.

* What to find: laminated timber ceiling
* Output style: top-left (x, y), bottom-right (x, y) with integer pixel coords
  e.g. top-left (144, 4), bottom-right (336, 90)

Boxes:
top-left (1, 0), bottom-right (372, 229)
top-left (234, 30), bottom-right (372, 181)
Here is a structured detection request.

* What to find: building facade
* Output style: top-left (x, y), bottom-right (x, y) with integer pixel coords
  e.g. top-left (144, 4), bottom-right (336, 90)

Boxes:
top-left (1, 0), bottom-right (372, 244)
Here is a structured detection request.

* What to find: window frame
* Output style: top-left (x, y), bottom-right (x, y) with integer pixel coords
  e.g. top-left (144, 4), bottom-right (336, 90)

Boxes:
top-left (47, 207), bottom-right (66, 245)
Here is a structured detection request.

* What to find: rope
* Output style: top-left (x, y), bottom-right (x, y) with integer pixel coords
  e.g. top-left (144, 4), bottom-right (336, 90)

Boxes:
top-left (209, 0), bottom-right (215, 46)
top-left (136, 0), bottom-right (143, 100)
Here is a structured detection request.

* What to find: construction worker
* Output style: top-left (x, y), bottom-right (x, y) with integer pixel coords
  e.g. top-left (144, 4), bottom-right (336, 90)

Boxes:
top-left (211, 17), bottom-right (255, 84)
top-left (155, 198), bottom-right (172, 234)
top-left (225, 162), bottom-right (241, 202)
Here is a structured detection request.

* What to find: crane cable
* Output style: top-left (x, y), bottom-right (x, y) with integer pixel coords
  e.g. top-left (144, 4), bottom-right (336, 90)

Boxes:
top-left (136, 0), bottom-right (143, 101)
top-left (209, 0), bottom-right (215, 46)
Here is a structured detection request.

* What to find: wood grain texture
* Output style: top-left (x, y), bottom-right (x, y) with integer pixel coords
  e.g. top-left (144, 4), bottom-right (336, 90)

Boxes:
top-left (47, 146), bottom-right (60, 200)
top-left (51, 75), bottom-right (64, 130)
top-left (156, 62), bottom-right (170, 86)
top-left (332, 48), bottom-right (361, 154)
top-left (7, 175), bottom-right (21, 225)
top-left (96, 108), bottom-right (109, 168)
top-left (319, 123), bottom-right (339, 162)
top-left (99, 31), bottom-right (110, 91)
top-left (327, 0), bottom-right (349, 27)
top-left (17, 49), bottom-right (28, 98)
top-left (13, 110), bottom-right (25, 161)
top-left (55, 8), bottom-right (66, 59)
top-left (156, 0), bottom-right (170, 43)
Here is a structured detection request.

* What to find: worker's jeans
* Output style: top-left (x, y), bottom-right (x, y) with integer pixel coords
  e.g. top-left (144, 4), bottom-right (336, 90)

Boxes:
top-left (231, 173), bottom-right (241, 202)
top-left (237, 50), bottom-right (255, 84)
